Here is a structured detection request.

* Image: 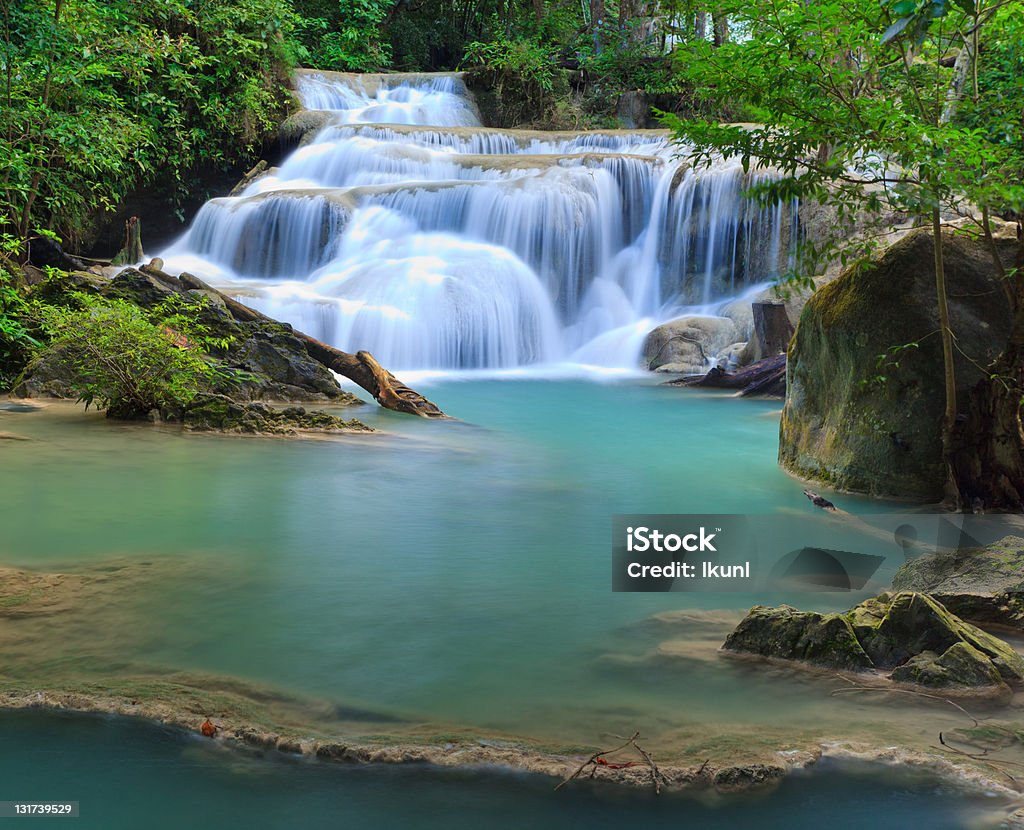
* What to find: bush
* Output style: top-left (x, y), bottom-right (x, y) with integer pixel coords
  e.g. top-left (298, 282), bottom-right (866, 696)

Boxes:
top-left (33, 295), bottom-right (227, 419)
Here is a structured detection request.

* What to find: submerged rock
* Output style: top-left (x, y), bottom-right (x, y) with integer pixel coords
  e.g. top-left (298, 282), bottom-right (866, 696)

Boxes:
top-left (892, 535), bottom-right (1024, 628)
top-left (172, 394), bottom-right (372, 435)
top-left (642, 315), bottom-right (737, 373)
top-left (724, 591), bottom-right (1024, 689)
top-left (779, 226), bottom-right (1016, 500)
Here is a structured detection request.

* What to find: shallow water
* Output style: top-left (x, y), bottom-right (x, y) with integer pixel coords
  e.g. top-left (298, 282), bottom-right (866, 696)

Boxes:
top-left (3, 379), bottom-right (1015, 761)
top-left (0, 710), bottom-right (1010, 830)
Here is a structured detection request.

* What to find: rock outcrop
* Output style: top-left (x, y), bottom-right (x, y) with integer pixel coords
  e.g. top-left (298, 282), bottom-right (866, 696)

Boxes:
top-left (724, 591), bottom-right (1024, 690)
top-left (892, 535), bottom-right (1024, 628)
top-left (779, 227), bottom-right (1016, 500)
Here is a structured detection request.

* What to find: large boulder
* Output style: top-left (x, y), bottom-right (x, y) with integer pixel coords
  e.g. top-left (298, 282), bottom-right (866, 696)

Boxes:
top-left (779, 227), bottom-right (1016, 500)
top-left (642, 315), bottom-right (737, 373)
top-left (723, 591), bottom-right (1024, 689)
top-left (893, 535), bottom-right (1024, 628)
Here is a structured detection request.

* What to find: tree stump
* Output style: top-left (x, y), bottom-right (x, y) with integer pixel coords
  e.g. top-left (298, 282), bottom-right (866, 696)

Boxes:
top-left (752, 301), bottom-right (795, 358)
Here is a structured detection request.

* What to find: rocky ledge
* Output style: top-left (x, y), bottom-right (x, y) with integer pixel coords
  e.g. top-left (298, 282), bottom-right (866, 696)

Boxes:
top-left (724, 591), bottom-right (1024, 693)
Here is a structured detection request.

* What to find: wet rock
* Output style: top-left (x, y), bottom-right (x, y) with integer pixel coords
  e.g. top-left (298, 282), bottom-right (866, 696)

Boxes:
top-left (713, 764), bottom-right (786, 790)
top-left (892, 535), bottom-right (1024, 628)
top-left (890, 643), bottom-right (1003, 688)
top-left (173, 394), bottom-right (372, 435)
top-left (724, 592), bottom-right (1024, 689)
top-left (279, 110), bottom-right (334, 147)
top-left (642, 315), bottom-right (737, 373)
top-left (779, 226), bottom-right (1016, 500)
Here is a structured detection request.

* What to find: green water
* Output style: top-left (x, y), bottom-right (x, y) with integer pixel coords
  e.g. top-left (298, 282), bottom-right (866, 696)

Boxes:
top-left (0, 380), bottom-right (1009, 757)
top-left (0, 710), bottom-right (1006, 830)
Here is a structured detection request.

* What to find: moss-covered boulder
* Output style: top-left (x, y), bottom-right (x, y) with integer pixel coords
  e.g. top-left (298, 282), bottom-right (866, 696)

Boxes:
top-left (779, 226), bottom-right (1016, 500)
top-left (723, 605), bottom-right (873, 671)
top-left (890, 643), bottom-right (1003, 688)
top-left (724, 591), bottom-right (1024, 689)
top-left (892, 535), bottom-right (1024, 628)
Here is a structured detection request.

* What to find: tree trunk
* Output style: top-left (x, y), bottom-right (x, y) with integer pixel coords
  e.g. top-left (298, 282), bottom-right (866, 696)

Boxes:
top-left (751, 300), bottom-right (794, 358)
top-left (952, 312), bottom-right (1024, 511)
top-left (694, 11), bottom-right (706, 40)
top-left (590, 0), bottom-right (605, 53)
top-left (112, 216), bottom-right (144, 266)
top-left (952, 226), bottom-right (1024, 510)
top-left (932, 207), bottom-right (960, 507)
top-left (712, 13), bottom-right (728, 47)
top-left (176, 271), bottom-right (448, 418)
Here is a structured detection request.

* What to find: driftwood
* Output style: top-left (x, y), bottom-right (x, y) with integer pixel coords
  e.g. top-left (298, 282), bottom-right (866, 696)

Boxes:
top-left (554, 731), bottom-right (669, 794)
top-left (670, 352), bottom-right (786, 397)
top-left (229, 160), bottom-right (269, 197)
top-left (175, 271), bottom-right (447, 418)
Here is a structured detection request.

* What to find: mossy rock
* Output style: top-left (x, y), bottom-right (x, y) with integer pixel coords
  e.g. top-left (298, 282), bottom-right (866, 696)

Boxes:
top-left (174, 394), bottom-right (371, 435)
top-left (724, 591), bottom-right (1024, 689)
top-left (779, 226), bottom-right (1016, 500)
top-left (890, 643), bottom-right (1004, 688)
top-left (723, 605), bottom-right (873, 671)
top-left (892, 536), bottom-right (1024, 628)
top-left (853, 592), bottom-right (1024, 680)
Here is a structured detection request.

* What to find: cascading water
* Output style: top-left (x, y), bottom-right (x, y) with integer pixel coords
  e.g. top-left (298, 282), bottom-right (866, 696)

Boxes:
top-left (159, 70), bottom-right (795, 373)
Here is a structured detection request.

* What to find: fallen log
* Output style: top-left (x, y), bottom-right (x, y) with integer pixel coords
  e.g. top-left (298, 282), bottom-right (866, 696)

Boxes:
top-left (175, 270), bottom-right (448, 418)
top-left (668, 352), bottom-right (786, 397)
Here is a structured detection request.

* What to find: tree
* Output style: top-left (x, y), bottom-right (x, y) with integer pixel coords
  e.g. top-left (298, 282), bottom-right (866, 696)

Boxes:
top-left (663, 0), bottom-right (1024, 508)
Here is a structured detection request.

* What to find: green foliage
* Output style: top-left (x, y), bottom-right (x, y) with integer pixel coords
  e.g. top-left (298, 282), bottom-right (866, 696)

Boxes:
top-left (32, 294), bottom-right (229, 418)
top-left (1, 0), bottom-right (301, 246)
top-left (294, 0), bottom-right (393, 71)
top-left (662, 0), bottom-right (1024, 279)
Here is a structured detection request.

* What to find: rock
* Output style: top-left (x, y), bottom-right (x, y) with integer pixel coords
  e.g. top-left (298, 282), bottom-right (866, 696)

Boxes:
top-left (713, 764), bottom-right (786, 791)
top-left (717, 342), bottom-right (747, 370)
top-left (173, 394), bottom-right (372, 435)
top-left (11, 343), bottom-right (81, 399)
top-left (616, 91), bottom-right (649, 129)
top-left (279, 110), bottom-right (334, 147)
top-left (723, 605), bottom-right (873, 671)
top-left (780, 226), bottom-right (1016, 500)
top-left (892, 535), bottom-right (1024, 628)
top-left (890, 643), bottom-right (1003, 688)
top-left (642, 315), bottom-right (737, 373)
top-left (724, 591), bottom-right (1024, 689)
top-left (853, 592), bottom-right (1024, 680)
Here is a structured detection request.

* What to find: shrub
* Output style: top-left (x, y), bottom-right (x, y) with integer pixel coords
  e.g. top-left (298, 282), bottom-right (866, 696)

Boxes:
top-left (33, 295), bottom-right (226, 419)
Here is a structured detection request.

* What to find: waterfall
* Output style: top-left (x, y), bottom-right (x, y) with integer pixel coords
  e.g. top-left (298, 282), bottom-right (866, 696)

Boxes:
top-left (159, 71), bottom-right (794, 373)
